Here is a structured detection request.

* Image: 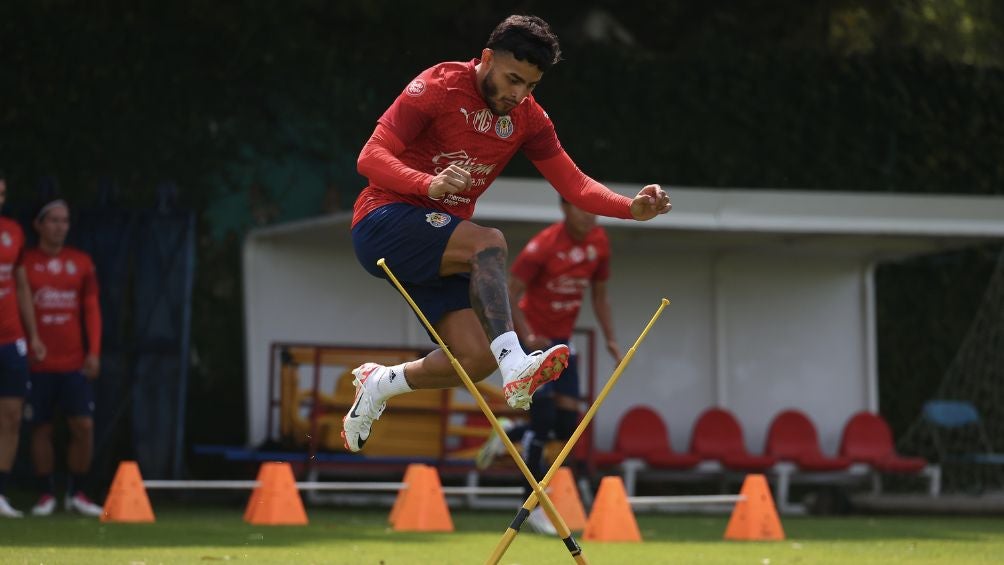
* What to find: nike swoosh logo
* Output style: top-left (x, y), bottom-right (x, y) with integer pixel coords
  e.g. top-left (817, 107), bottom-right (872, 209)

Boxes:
top-left (347, 395), bottom-right (369, 448)
top-left (349, 396), bottom-right (363, 419)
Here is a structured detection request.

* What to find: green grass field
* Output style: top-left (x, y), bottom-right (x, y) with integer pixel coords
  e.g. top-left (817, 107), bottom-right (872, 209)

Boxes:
top-left (1, 505), bottom-right (1002, 564)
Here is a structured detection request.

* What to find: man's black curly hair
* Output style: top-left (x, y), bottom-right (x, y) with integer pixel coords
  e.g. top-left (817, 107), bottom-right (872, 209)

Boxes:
top-left (486, 15), bottom-right (562, 72)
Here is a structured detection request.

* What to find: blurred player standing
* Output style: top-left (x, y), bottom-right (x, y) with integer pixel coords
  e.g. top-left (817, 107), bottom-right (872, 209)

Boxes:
top-left (0, 172), bottom-right (46, 518)
top-left (23, 198), bottom-right (103, 517)
top-left (477, 198), bottom-right (622, 533)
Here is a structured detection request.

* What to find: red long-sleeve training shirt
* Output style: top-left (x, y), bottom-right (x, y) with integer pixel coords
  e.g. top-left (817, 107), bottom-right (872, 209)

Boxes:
top-left (352, 59), bottom-right (633, 227)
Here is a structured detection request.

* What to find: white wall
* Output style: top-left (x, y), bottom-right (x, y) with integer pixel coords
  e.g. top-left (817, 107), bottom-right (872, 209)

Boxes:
top-left (244, 222), bottom-right (874, 458)
top-left (574, 248), bottom-right (718, 457)
top-left (243, 233), bottom-right (434, 445)
top-left (241, 184), bottom-right (1003, 456)
top-left (566, 247), bottom-right (868, 457)
top-left (716, 253), bottom-right (868, 454)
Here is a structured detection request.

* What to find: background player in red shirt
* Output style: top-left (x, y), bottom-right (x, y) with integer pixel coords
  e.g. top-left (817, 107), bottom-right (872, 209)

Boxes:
top-left (343, 15), bottom-right (671, 453)
top-left (23, 199), bottom-right (104, 517)
top-left (0, 172), bottom-right (46, 518)
top-left (477, 198), bottom-right (622, 533)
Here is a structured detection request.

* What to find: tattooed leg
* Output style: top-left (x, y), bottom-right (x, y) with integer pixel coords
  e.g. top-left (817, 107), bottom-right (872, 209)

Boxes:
top-left (470, 247), bottom-right (514, 339)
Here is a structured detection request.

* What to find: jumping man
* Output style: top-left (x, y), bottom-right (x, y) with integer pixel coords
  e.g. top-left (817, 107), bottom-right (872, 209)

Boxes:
top-left (343, 14), bottom-right (671, 452)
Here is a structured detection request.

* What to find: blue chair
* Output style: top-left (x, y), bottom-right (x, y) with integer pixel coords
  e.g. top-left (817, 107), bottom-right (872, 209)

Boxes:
top-left (922, 400), bottom-right (1004, 466)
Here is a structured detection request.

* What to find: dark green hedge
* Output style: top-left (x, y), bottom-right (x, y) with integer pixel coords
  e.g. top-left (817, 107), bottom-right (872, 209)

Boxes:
top-left (1, 3), bottom-right (999, 456)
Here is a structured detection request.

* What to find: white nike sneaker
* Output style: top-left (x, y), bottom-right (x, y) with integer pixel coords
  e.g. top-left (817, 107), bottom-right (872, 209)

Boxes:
top-left (503, 344), bottom-right (570, 410)
top-left (0, 495), bottom-right (23, 518)
top-left (31, 494), bottom-right (56, 516)
top-left (475, 417), bottom-right (513, 470)
top-left (66, 492), bottom-right (103, 517)
top-left (525, 506), bottom-right (558, 536)
top-left (341, 363), bottom-right (388, 452)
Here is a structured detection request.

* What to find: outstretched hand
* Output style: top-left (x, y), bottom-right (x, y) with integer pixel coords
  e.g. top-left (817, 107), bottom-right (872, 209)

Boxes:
top-left (630, 184), bottom-right (671, 221)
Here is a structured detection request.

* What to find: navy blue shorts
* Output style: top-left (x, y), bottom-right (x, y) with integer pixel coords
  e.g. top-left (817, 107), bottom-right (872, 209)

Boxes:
top-left (352, 203), bottom-right (472, 328)
top-left (533, 340), bottom-right (580, 399)
top-left (25, 371), bottom-right (95, 423)
top-left (0, 339), bottom-right (29, 398)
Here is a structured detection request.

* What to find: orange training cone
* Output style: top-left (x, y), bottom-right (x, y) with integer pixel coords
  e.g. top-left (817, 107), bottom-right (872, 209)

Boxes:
top-left (391, 465), bottom-right (453, 532)
top-left (389, 463), bottom-right (427, 527)
top-left (101, 460), bottom-right (155, 523)
top-left (724, 474), bottom-right (785, 541)
top-left (583, 476), bottom-right (641, 542)
top-left (243, 462), bottom-right (271, 522)
top-left (548, 467), bottom-right (587, 531)
top-left (244, 462), bottom-right (308, 525)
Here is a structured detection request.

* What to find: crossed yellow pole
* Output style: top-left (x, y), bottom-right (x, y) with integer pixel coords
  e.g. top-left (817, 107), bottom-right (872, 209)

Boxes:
top-left (378, 258), bottom-right (669, 563)
top-left (486, 297), bottom-right (669, 564)
top-left (378, 258), bottom-right (587, 563)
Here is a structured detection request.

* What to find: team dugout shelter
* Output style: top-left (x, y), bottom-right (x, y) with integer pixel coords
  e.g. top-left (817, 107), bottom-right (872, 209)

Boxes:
top-left (242, 178), bottom-right (1004, 467)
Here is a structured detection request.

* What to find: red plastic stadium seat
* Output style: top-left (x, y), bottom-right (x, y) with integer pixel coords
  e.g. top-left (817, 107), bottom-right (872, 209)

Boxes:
top-left (591, 406), bottom-right (700, 469)
top-left (576, 422), bottom-right (627, 468)
top-left (645, 449), bottom-right (702, 469)
top-left (573, 414), bottom-right (625, 468)
top-left (615, 406), bottom-right (669, 456)
top-left (613, 406), bottom-right (700, 469)
top-left (838, 411), bottom-right (927, 473)
top-left (765, 409), bottom-right (851, 471)
top-left (590, 448), bottom-right (628, 468)
top-left (690, 407), bottom-right (777, 471)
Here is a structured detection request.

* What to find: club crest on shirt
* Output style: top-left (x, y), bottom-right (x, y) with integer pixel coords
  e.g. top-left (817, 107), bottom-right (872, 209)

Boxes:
top-left (406, 79), bottom-right (426, 97)
top-left (66, 260), bottom-right (77, 275)
top-left (495, 115), bottom-right (514, 139)
top-left (471, 108), bottom-right (493, 133)
top-left (425, 212), bottom-right (452, 228)
top-left (0, 232), bottom-right (10, 247)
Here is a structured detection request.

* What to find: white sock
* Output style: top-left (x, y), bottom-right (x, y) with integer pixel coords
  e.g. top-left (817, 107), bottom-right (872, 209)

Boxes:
top-left (374, 363), bottom-right (412, 401)
top-left (490, 331), bottom-right (527, 379)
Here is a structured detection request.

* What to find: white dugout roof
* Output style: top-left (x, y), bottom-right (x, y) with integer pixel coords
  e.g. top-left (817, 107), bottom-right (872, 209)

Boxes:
top-left (243, 180), bottom-right (1004, 456)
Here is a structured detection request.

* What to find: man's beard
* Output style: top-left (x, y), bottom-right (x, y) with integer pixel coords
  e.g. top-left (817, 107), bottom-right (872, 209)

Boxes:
top-left (480, 70), bottom-right (507, 116)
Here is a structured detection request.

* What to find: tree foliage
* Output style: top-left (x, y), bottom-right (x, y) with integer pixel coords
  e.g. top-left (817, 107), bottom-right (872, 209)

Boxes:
top-left (0, 1), bottom-right (999, 450)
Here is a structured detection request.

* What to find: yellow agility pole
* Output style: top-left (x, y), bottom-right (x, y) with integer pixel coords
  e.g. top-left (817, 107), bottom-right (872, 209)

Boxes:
top-left (377, 258), bottom-right (589, 564)
top-left (486, 298), bottom-right (670, 565)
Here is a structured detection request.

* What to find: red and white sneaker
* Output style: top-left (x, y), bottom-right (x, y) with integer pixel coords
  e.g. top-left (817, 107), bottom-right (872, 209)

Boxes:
top-left (66, 492), bottom-right (103, 517)
top-left (340, 363), bottom-right (388, 452)
top-left (502, 344), bottom-right (569, 410)
top-left (31, 494), bottom-right (56, 517)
